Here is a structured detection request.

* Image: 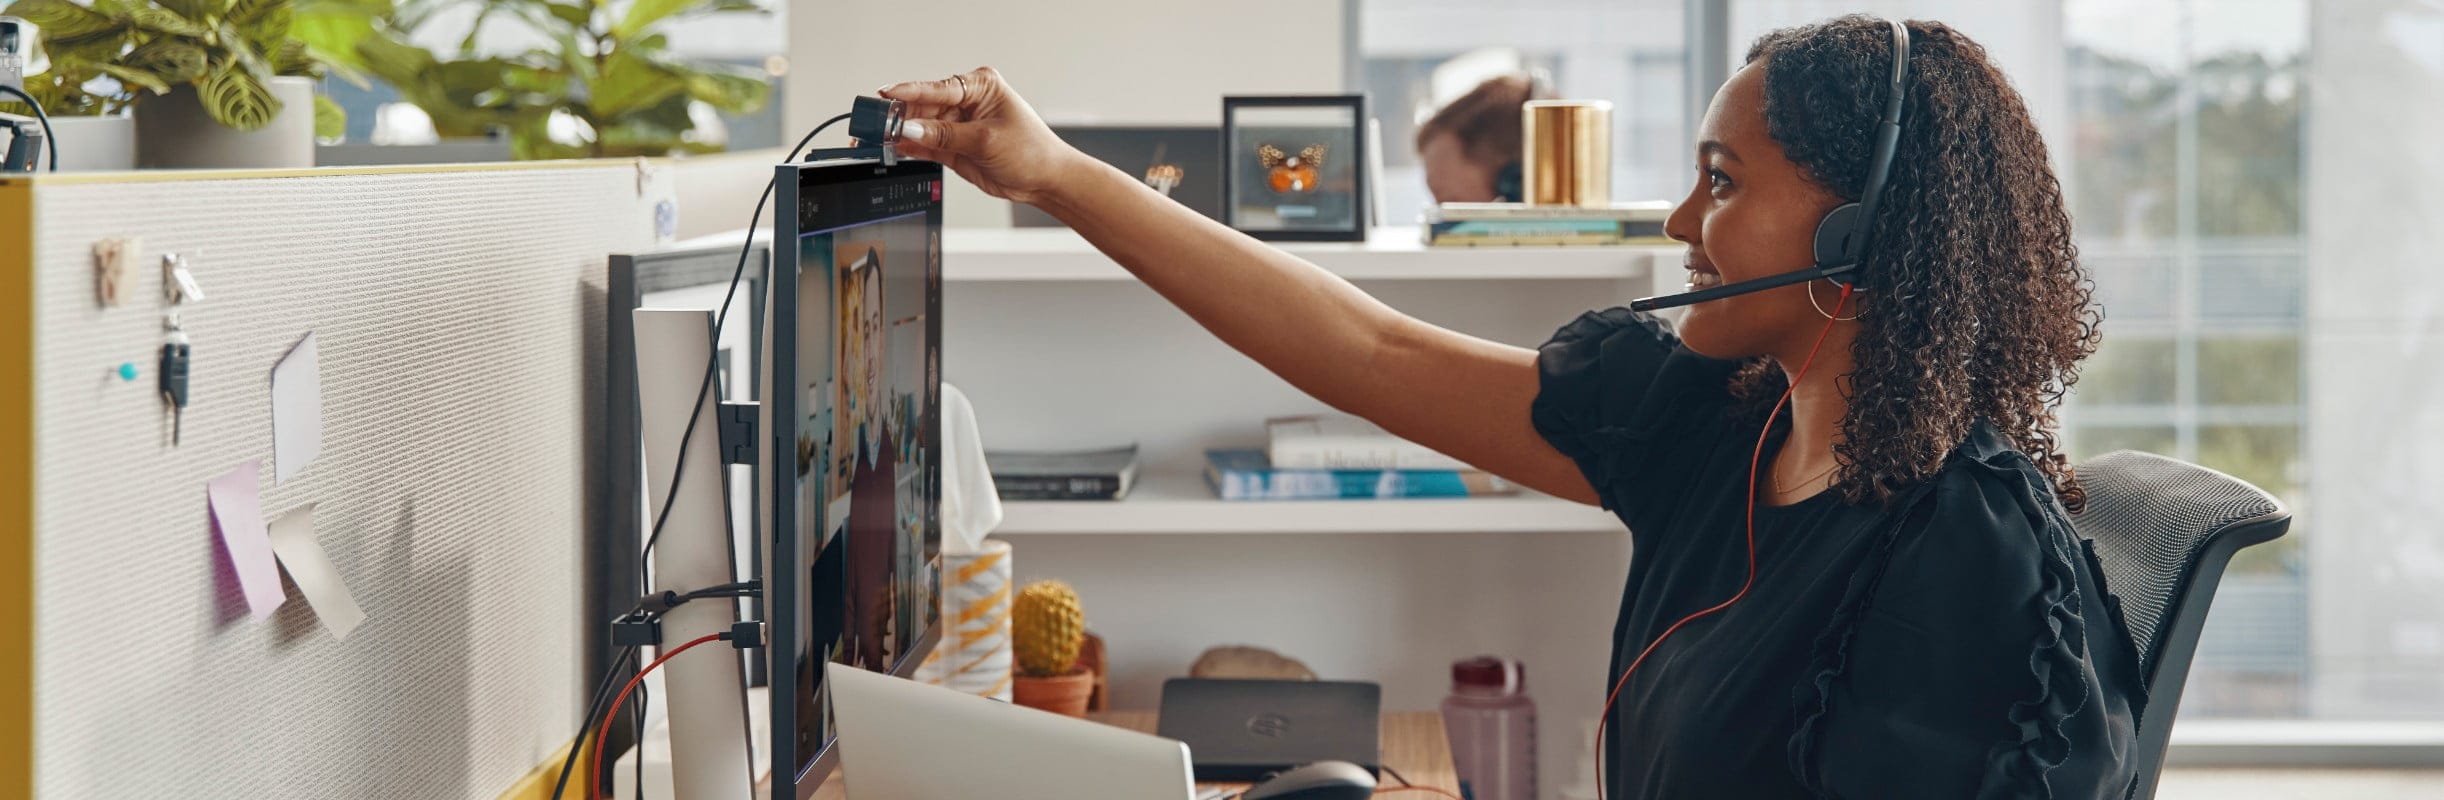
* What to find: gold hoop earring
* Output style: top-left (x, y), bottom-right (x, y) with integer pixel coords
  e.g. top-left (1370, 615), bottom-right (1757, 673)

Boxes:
top-left (1808, 280), bottom-right (1863, 321)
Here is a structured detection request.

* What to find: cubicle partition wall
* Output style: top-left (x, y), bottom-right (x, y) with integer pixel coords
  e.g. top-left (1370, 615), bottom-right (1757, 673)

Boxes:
top-left (0, 162), bottom-right (676, 798)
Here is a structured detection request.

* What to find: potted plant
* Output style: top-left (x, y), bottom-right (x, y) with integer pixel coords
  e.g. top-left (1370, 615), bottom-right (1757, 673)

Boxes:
top-left (128, 0), bottom-right (343, 168)
top-left (296, 0), bottom-right (771, 160)
top-left (1011, 579), bottom-right (1095, 717)
top-left (2, 0), bottom-right (346, 169)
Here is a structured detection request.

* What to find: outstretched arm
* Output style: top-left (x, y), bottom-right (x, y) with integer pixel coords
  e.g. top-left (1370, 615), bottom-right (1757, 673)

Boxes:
top-left (882, 69), bottom-right (1598, 505)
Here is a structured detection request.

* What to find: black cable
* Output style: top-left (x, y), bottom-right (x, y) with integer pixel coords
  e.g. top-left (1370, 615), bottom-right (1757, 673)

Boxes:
top-left (617, 110), bottom-right (853, 800)
top-left (633, 680), bottom-right (648, 798)
top-left (636, 112), bottom-right (852, 578)
top-left (0, 85), bottom-right (57, 172)
top-left (1382, 765), bottom-right (1414, 787)
top-left (551, 646), bottom-right (640, 800)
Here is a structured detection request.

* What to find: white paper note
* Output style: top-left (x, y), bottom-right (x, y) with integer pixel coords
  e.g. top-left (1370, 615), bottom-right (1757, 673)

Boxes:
top-left (272, 331), bottom-right (322, 483)
top-left (207, 461), bottom-right (286, 618)
top-left (266, 505), bottom-right (366, 640)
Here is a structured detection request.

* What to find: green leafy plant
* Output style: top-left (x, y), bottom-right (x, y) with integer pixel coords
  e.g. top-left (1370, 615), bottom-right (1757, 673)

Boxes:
top-left (1, 0), bottom-right (343, 135)
top-left (297, 0), bottom-right (772, 159)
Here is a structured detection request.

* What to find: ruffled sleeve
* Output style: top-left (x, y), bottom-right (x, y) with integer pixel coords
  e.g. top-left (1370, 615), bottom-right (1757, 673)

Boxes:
top-left (1787, 445), bottom-right (2142, 799)
top-left (1528, 308), bottom-right (1737, 512)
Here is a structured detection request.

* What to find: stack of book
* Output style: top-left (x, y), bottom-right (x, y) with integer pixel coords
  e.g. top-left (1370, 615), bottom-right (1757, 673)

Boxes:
top-left (1200, 415), bottom-right (1519, 501)
top-left (986, 444), bottom-right (1140, 501)
top-left (1423, 201), bottom-right (1671, 248)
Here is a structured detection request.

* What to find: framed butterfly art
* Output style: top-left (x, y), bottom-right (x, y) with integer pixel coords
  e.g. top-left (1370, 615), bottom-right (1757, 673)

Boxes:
top-left (1222, 95), bottom-right (1370, 242)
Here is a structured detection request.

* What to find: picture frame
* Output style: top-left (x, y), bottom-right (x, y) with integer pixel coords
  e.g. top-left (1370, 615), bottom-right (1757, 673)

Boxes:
top-left (1014, 125), bottom-right (1224, 227)
top-left (1222, 95), bottom-right (1370, 242)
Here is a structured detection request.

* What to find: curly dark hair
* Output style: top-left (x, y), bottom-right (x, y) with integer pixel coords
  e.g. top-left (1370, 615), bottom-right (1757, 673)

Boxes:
top-left (1734, 16), bottom-right (2102, 510)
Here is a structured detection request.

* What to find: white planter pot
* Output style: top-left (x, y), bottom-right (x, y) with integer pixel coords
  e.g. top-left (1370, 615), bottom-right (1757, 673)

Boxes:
top-left (44, 115), bottom-right (138, 172)
top-left (134, 76), bottom-right (317, 169)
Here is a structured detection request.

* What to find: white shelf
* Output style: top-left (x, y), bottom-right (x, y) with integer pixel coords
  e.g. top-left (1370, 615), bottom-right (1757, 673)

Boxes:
top-left (944, 226), bottom-right (1671, 282)
top-left (991, 472), bottom-right (1624, 535)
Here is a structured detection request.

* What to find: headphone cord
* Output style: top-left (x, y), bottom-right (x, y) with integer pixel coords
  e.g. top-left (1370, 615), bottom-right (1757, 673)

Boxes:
top-left (1591, 283), bottom-right (1852, 800)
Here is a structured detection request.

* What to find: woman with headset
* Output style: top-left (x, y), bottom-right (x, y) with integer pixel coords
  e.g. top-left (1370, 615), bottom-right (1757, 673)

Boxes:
top-left (881, 15), bottom-right (2139, 798)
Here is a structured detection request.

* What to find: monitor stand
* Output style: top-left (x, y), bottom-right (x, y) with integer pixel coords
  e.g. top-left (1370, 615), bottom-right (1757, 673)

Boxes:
top-left (633, 308), bottom-right (756, 799)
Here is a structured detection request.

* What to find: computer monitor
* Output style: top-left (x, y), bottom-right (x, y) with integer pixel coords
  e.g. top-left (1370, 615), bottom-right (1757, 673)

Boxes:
top-left (766, 155), bottom-right (945, 798)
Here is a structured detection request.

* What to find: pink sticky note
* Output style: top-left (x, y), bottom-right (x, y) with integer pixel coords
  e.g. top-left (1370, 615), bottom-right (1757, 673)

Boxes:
top-left (207, 460), bottom-right (287, 618)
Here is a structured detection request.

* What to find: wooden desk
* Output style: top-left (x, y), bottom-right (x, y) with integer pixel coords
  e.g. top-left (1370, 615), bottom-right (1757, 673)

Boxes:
top-left (793, 710), bottom-right (1463, 798)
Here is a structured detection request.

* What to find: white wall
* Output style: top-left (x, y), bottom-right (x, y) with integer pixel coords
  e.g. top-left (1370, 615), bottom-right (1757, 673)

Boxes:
top-left (785, 0), bottom-right (1350, 227)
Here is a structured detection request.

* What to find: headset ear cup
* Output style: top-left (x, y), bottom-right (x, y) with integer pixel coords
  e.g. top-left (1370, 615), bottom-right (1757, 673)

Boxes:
top-left (1813, 202), bottom-right (1864, 269)
top-left (1494, 161), bottom-right (1523, 203)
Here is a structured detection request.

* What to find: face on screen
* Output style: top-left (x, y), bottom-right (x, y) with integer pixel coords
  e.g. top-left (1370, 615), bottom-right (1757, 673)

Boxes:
top-left (790, 171), bottom-right (942, 778)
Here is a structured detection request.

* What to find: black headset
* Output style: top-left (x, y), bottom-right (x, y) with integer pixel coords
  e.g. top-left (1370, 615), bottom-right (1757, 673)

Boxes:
top-left (1631, 17), bottom-right (1911, 313)
top-left (1494, 161), bottom-right (1524, 203)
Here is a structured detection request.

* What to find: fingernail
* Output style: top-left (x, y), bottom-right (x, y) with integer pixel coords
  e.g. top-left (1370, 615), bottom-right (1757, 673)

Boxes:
top-left (900, 119), bottom-right (928, 142)
top-left (875, 84), bottom-right (896, 97)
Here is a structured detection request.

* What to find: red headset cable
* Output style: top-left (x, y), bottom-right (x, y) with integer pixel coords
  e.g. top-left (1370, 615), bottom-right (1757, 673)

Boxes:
top-left (1592, 283), bottom-right (1852, 800)
top-left (590, 632), bottom-right (729, 800)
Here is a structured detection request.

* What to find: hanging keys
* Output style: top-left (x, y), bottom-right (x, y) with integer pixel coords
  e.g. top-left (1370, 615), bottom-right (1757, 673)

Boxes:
top-left (161, 319), bottom-right (191, 446)
top-left (158, 253), bottom-right (202, 448)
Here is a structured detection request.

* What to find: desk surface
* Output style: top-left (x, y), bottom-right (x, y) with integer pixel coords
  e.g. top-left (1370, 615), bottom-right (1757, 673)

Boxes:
top-left (795, 710), bottom-right (1463, 798)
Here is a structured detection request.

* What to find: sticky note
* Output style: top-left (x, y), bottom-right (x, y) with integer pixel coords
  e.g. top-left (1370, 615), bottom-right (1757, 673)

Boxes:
top-left (266, 505), bottom-right (366, 641)
top-left (271, 331), bottom-right (322, 483)
top-left (207, 461), bottom-right (286, 618)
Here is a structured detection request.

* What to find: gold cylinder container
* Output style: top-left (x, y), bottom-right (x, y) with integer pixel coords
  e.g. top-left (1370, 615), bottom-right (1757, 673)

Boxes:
top-left (1522, 100), bottom-right (1615, 206)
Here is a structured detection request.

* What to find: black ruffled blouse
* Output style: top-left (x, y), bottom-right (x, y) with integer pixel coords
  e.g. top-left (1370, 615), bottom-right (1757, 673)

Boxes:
top-left (1529, 308), bottom-right (2147, 799)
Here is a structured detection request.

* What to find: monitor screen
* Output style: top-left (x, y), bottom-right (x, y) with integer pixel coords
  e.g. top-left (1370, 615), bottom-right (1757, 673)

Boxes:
top-left (768, 157), bottom-right (944, 795)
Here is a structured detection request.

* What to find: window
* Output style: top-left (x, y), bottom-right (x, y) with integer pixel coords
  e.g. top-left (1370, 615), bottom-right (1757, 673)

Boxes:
top-left (318, 0), bottom-right (787, 156)
top-left (2061, 0), bottom-right (2318, 719)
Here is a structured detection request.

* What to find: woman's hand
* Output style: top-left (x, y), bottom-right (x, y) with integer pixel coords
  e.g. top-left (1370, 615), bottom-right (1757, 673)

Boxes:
top-left (879, 67), bottom-right (1093, 208)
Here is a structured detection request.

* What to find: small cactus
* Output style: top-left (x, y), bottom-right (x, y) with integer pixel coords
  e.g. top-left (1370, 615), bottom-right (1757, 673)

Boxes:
top-left (1013, 580), bottom-right (1087, 677)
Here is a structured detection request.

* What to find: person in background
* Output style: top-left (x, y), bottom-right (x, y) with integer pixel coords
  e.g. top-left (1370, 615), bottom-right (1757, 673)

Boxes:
top-left (1414, 73), bottom-right (1550, 203)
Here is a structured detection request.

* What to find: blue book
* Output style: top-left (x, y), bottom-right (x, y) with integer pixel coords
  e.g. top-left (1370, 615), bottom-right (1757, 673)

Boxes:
top-left (1202, 449), bottom-right (1518, 501)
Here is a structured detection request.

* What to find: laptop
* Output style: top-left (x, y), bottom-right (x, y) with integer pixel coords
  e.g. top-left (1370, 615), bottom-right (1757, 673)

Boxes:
top-left (1157, 679), bottom-right (1383, 782)
top-left (827, 664), bottom-right (1201, 800)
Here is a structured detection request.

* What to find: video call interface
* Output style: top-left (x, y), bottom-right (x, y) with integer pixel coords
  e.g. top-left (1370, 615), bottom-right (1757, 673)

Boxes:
top-left (790, 169), bottom-right (944, 774)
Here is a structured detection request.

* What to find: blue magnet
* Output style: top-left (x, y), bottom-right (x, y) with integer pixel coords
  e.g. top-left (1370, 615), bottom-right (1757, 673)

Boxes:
top-left (117, 362), bottom-right (139, 382)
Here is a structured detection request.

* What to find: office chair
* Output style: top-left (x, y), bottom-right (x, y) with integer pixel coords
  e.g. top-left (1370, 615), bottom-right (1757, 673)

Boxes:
top-left (2067, 450), bottom-right (2292, 800)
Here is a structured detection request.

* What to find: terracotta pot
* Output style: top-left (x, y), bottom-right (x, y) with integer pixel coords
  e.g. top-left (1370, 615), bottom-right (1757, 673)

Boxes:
top-left (1012, 667), bottom-right (1094, 717)
top-left (1080, 632), bottom-right (1109, 712)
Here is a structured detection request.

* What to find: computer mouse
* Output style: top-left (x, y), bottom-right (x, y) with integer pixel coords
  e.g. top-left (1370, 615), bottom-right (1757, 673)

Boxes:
top-left (1239, 760), bottom-right (1378, 800)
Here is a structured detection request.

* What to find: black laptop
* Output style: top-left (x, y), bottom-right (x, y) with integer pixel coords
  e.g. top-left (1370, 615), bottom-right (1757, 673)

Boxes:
top-left (1156, 679), bottom-right (1383, 781)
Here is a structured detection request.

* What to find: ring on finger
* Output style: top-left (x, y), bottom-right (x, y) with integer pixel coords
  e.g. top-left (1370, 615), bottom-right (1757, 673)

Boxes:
top-left (951, 73), bottom-right (970, 105)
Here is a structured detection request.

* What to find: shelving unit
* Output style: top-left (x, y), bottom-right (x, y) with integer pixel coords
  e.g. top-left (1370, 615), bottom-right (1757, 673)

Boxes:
top-left (944, 226), bottom-right (1676, 282)
top-left (713, 219), bottom-right (1665, 800)
top-left (994, 472), bottom-right (1622, 535)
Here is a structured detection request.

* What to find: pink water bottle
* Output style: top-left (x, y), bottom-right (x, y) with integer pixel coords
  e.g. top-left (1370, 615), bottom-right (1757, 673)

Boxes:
top-left (1441, 656), bottom-right (1537, 800)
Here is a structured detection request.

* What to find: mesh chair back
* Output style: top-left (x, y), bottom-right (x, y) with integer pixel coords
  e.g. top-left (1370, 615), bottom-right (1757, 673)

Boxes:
top-left (2070, 451), bottom-right (2291, 800)
top-left (2070, 450), bottom-right (2285, 678)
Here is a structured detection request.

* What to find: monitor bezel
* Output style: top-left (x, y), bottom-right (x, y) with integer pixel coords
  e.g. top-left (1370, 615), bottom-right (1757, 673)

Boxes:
top-left (768, 156), bottom-right (946, 800)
